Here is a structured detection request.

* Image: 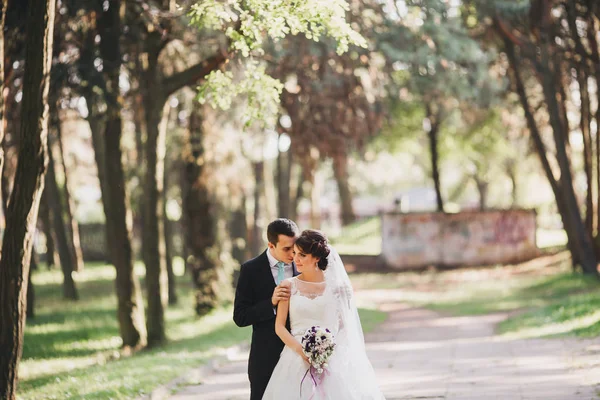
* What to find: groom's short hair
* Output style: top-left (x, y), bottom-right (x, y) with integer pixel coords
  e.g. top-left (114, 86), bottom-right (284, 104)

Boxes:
top-left (267, 218), bottom-right (300, 245)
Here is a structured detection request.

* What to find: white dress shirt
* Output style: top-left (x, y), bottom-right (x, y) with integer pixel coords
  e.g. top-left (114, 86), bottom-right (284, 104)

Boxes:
top-left (266, 248), bottom-right (294, 284)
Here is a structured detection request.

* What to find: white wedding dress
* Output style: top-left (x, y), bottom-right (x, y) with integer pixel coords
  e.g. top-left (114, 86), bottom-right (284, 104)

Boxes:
top-left (262, 250), bottom-right (386, 400)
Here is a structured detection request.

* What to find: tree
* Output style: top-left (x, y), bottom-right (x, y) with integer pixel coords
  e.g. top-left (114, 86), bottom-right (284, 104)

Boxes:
top-left (129, 0), bottom-right (367, 328)
top-left (381, 0), bottom-right (494, 212)
top-left (480, 0), bottom-right (599, 275)
top-left (0, 0), bottom-right (55, 397)
top-left (97, 0), bottom-right (148, 348)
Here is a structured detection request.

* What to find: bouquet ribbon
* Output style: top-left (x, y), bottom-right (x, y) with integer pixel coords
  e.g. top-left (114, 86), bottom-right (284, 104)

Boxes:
top-left (300, 365), bottom-right (329, 399)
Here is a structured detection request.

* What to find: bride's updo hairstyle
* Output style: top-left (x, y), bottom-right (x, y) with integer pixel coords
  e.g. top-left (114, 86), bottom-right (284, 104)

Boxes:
top-left (295, 230), bottom-right (331, 271)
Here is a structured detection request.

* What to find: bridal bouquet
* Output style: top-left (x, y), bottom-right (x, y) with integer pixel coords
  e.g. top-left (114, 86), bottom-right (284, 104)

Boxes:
top-left (299, 326), bottom-right (336, 397)
top-left (301, 326), bottom-right (336, 373)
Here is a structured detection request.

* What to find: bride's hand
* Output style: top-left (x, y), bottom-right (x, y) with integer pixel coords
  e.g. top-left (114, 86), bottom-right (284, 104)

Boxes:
top-left (295, 345), bottom-right (310, 364)
top-left (300, 352), bottom-right (309, 364)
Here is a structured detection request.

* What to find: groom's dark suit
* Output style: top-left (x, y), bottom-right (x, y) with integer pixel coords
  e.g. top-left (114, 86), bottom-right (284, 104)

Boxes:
top-left (233, 250), bottom-right (298, 400)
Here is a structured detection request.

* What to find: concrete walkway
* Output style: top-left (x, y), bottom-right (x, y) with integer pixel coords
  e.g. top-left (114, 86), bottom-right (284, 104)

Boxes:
top-left (167, 300), bottom-right (600, 400)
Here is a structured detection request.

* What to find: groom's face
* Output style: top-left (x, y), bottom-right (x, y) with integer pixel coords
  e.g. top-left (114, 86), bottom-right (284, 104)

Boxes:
top-left (268, 234), bottom-right (297, 264)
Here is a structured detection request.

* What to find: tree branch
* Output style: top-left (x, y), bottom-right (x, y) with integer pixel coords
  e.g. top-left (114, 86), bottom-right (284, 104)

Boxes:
top-left (162, 50), bottom-right (229, 97)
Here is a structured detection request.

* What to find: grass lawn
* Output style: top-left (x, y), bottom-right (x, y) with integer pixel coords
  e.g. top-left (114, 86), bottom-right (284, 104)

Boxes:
top-left (19, 260), bottom-right (386, 399)
top-left (349, 255), bottom-right (600, 339)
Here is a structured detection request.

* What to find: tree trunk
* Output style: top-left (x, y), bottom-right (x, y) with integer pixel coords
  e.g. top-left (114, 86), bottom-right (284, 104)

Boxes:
top-left (501, 32), bottom-right (580, 267)
top-left (252, 161), bottom-right (265, 256)
top-left (45, 137), bottom-right (78, 300)
top-left (474, 175), bottom-right (488, 211)
top-left (27, 254), bottom-right (36, 320)
top-left (332, 148), bottom-right (355, 225)
top-left (538, 31), bottom-right (597, 275)
top-left (566, 0), bottom-right (594, 238)
top-left (277, 140), bottom-right (291, 218)
top-left (0, 0), bottom-right (5, 232)
top-left (426, 104), bottom-right (444, 213)
top-left (303, 149), bottom-right (321, 229)
top-left (230, 191), bottom-right (248, 288)
top-left (56, 118), bottom-right (84, 272)
top-left (138, 31), bottom-right (169, 346)
top-left (506, 161), bottom-right (518, 207)
top-left (182, 109), bottom-right (230, 316)
top-left (97, 0), bottom-right (147, 348)
top-left (79, 24), bottom-right (111, 263)
top-left (501, 25), bottom-right (597, 273)
top-left (291, 162), bottom-right (304, 222)
top-left (39, 191), bottom-right (55, 268)
top-left (163, 133), bottom-right (177, 306)
top-left (585, 7), bottom-right (600, 252)
top-left (0, 0), bottom-right (55, 397)
top-left (142, 95), bottom-right (168, 346)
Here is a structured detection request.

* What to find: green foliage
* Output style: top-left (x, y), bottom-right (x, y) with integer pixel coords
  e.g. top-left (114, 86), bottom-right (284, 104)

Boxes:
top-left (380, 1), bottom-right (496, 105)
top-left (197, 61), bottom-right (284, 126)
top-left (189, 0), bottom-right (367, 125)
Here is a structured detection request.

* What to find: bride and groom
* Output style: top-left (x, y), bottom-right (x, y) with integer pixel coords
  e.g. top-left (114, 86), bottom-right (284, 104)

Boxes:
top-left (233, 218), bottom-right (385, 399)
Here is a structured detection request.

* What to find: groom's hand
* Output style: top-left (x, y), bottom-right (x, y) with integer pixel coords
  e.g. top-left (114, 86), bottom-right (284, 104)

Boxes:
top-left (271, 280), bottom-right (291, 307)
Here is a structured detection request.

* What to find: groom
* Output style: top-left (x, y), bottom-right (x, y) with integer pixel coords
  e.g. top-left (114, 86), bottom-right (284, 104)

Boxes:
top-left (233, 218), bottom-right (300, 400)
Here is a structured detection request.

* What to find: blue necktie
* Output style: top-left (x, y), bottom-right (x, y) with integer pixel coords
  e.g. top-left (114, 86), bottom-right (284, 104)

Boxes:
top-left (276, 261), bottom-right (285, 284)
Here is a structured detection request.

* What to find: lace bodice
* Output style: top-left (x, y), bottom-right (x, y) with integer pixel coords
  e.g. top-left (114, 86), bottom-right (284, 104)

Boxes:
top-left (287, 277), bottom-right (338, 337)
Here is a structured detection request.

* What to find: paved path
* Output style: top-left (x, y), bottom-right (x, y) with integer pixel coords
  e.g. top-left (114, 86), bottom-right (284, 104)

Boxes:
top-left (167, 298), bottom-right (600, 400)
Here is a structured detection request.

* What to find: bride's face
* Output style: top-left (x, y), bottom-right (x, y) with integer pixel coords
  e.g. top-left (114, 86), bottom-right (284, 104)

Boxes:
top-left (293, 244), bottom-right (319, 272)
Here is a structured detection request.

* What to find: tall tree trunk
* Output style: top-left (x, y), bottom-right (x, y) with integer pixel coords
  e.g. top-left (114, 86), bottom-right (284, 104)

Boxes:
top-left (332, 148), bottom-right (355, 225)
top-left (142, 94), bottom-right (168, 346)
top-left (45, 135), bottom-right (78, 300)
top-left (78, 23), bottom-right (112, 263)
top-left (303, 149), bottom-right (321, 229)
top-left (538, 30), bottom-right (597, 275)
top-left (506, 161), bottom-right (518, 207)
top-left (230, 190), bottom-right (248, 288)
top-left (39, 191), bottom-right (55, 268)
top-left (501, 31), bottom-right (580, 267)
top-left (277, 136), bottom-right (291, 218)
top-left (577, 69), bottom-right (594, 238)
top-left (585, 6), bottom-right (600, 252)
top-left (474, 175), bottom-right (488, 211)
top-left (98, 0), bottom-right (147, 348)
top-left (138, 13), bottom-right (229, 343)
top-left (0, 0), bottom-right (5, 232)
top-left (0, 0), bottom-right (55, 397)
top-left (27, 254), bottom-right (36, 320)
top-left (291, 162), bottom-right (304, 222)
top-left (252, 161), bottom-right (265, 256)
top-left (56, 118), bottom-right (84, 271)
top-left (182, 109), bottom-right (230, 316)
top-left (426, 103), bottom-right (444, 213)
top-left (162, 110), bottom-right (177, 306)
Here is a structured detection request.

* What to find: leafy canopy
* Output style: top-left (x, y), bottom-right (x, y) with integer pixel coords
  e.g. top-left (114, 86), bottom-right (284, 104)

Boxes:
top-left (189, 0), bottom-right (367, 125)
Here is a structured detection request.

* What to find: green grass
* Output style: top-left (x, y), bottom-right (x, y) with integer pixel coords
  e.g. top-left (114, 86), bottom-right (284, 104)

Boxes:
top-left (350, 259), bottom-right (600, 339)
top-left (19, 261), bottom-right (251, 399)
top-left (329, 217), bottom-right (381, 255)
top-left (357, 308), bottom-right (388, 333)
top-left (20, 260), bottom-right (387, 399)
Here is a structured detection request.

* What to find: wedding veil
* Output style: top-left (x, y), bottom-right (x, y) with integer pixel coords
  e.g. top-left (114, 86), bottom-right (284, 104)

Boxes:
top-left (324, 247), bottom-right (385, 399)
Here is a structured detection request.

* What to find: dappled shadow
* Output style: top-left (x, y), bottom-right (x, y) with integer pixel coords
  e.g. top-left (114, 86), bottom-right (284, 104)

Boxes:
top-left (19, 319), bottom-right (250, 399)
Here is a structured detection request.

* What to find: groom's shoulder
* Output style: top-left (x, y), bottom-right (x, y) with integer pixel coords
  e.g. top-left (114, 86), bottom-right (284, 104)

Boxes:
top-left (241, 251), bottom-right (267, 270)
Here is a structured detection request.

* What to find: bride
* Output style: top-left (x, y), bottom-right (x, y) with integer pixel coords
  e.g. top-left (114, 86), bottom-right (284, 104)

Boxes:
top-left (262, 230), bottom-right (386, 400)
